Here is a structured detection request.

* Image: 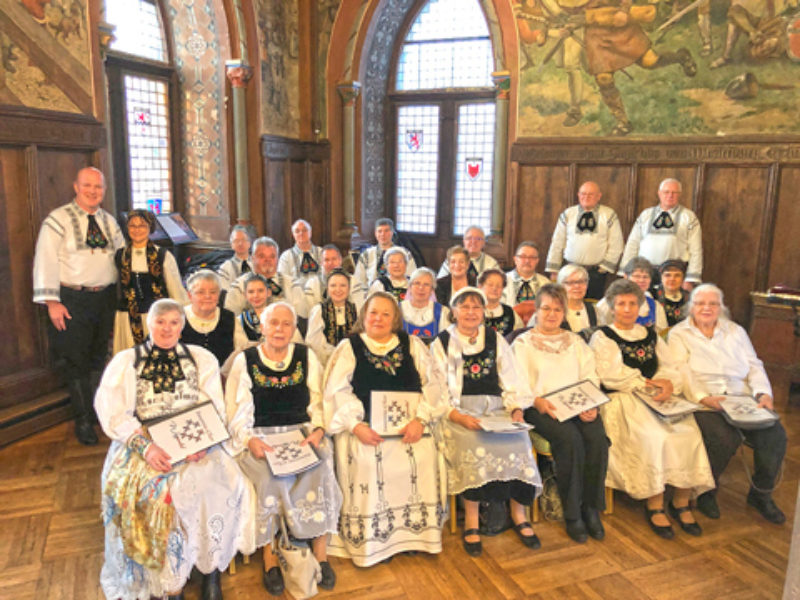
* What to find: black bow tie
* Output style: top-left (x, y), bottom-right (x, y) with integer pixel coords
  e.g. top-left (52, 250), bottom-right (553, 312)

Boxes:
top-left (653, 211), bottom-right (674, 229)
top-left (577, 211), bottom-right (596, 232)
top-left (517, 280), bottom-right (535, 303)
top-left (267, 278), bottom-right (283, 297)
top-left (467, 261), bottom-right (478, 279)
top-left (376, 251), bottom-right (387, 277)
top-left (300, 252), bottom-right (319, 274)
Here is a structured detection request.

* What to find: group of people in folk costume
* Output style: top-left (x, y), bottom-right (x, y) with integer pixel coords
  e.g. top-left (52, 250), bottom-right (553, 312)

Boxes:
top-left (33, 168), bottom-right (785, 599)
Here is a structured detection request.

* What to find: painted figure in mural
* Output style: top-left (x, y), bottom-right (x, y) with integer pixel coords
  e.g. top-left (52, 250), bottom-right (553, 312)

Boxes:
top-left (517, 0), bottom-right (589, 126)
top-left (710, 0), bottom-right (797, 68)
top-left (660, 0), bottom-right (713, 57)
top-left (582, 0), bottom-right (698, 135)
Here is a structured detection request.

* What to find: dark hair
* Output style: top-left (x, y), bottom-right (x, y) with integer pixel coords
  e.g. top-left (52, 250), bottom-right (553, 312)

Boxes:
top-left (243, 273), bottom-right (268, 290)
top-left (326, 268), bottom-right (351, 288)
top-left (478, 268), bottom-right (507, 288)
top-left (126, 209), bottom-right (156, 233)
top-left (321, 243), bottom-right (341, 255)
top-left (515, 241), bottom-right (540, 255)
top-left (375, 218), bottom-right (395, 231)
top-left (659, 259), bottom-right (687, 274)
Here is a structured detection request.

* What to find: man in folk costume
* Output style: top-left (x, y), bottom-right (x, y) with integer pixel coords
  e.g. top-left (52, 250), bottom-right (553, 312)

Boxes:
top-left (352, 217), bottom-right (417, 305)
top-left (32, 167), bottom-right (125, 445)
top-left (502, 241), bottom-right (550, 325)
top-left (225, 236), bottom-right (301, 316)
top-left (437, 225), bottom-right (500, 279)
top-left (217, 225), bottom-right (253, 290)
top-left (619, 178), bottom-right (703, 290)
top-left (545, 181), bottom-right (624, 299)
top-left (277, 218), bottom-right (324, 288)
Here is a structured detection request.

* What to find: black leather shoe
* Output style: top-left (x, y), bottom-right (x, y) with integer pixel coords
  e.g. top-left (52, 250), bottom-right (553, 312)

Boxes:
top-left (512, 521), bottom-right (541, 549)
top-left (696, 492), bottom-right (720, 519)
top-left (263, 566), bottom-right (284, 596)
top-left (202, 569), bottom-right (223, 600)
top-left (582, 508), bottom-right (605, 540)
top-left (747, 490), bottom-right (786, 524)
top-left (645, 507), bottom-right (674, 540)
top-left (565, 518), bottom-right (588, 543)
top-left (75, 417), bottom-right (98, 445)
top-left (667, 502), bottom-right (702, 537)
top-left (319, 560), bottom-right (336, 590)
top-left (462, 528), bottom-right (482, 556)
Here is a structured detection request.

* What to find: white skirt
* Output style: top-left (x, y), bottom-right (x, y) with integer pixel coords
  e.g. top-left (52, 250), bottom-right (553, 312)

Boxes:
top-left (99, 442), bottom-right (256, 599)
top-left (328, 432), bottom-right (445, 567)
top-left (602, 392), bottom-right (715, 499)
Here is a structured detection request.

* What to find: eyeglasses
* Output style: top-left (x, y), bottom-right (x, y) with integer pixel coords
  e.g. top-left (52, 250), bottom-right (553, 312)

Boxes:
top-left (516, 254), bottom-right (539, 261)
top-left (563, 279), bottom-right (587, 286)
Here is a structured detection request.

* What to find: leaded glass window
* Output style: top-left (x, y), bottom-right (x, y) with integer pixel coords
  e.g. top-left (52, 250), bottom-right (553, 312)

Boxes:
top-left (392, 0), bottom-right (496, 236)
top-left (107, 0), bottom-right (167, 63)
top-left (124, 75), bottom-right (172, 212)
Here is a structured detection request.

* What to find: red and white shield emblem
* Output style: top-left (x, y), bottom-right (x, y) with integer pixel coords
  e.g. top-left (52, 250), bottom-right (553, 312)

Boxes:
top-left (466, 158), bottom-right (483, 180)
top-left (406, 130), bottom-right (423, 152)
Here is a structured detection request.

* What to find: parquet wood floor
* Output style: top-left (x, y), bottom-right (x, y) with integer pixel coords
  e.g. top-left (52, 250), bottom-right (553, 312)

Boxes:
top-left (1, 407), bottom-right (798, 600)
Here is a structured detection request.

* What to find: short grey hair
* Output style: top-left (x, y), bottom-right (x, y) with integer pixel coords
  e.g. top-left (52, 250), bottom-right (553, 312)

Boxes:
top-left (186, 269), bottom-right (221, 294)
top-left (604, 278), bottom-right (645, 308)
top-left (623, 256), bottom-right (654, 277)
top-left (557, 264), bottom-right (589, 285)
top-left (229, 225), bottom-right (251, 243)
top-left (146, 298), bottom-right (186, 331)
top-left (251, 236), bottom-right (279, 254)
top-left (259, 301), bottom-right (297, 329)
top-left (292, 219), bottom-right (311, 232)
top-left (687, 283), bottom-right (731, 320)
top-left (375, 217), bottom-right (395, 231)
top-left (409, 267), bottom-right (436, 289)
top-left (383, 246), bottom-right (408, 264)
top-left (464, 225), bottom-right (485, 238)
top-left (659, 178), bottom-right (683, 192)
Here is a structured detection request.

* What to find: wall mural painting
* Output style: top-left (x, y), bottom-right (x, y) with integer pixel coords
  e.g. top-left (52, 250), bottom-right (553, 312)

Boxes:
top-left (257, 0), bottom-right (300, 137)
top-left (1, 0), bottom-right (90, 112)
top-left (515, 0), bottom-right (800, 136)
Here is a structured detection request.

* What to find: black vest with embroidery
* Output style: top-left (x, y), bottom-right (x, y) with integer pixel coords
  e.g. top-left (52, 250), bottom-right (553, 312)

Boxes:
top-left (654, 287), bottom-right (687, 327)
top-left (378, 276), bottom-right (407, 301)
top-left (485, 304), bottom-right (516, 337)
top-left (114, 246), bottom-right (167, 313)
top-left (180, 309), bottom-right (235, 365)
top-left (600, 326), bottom-right (658, 380)
top-left (245, 344), bottom-right (309, 427)
top-left (240, 310), bottom-right (262, 341)
top-left (438, 328), bottom-right (502, 396)
top-left (349, 332), bottom-right (421, 422)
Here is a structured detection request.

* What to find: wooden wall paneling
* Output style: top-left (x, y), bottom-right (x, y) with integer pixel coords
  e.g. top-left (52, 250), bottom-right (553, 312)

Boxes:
top-left (768, 166), bottom-right (800, 289)
top-left (264, 158), bottom-right (287, 246)
top-left (700, 166), bottom-right (769, 324)
top-left (35, 150), bottom-right (92, 219)
top-left (514, 164), bottom-right (570, 265)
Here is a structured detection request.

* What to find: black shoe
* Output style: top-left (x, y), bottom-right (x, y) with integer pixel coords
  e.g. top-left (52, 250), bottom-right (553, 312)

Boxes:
top-left (319, 560), bottom-right (336, 590)
top-left (565, 518), bottom-right (588, 543)
top-left (512, 521), bottom-right (541, 549)
top-left (645, 507), bottom-right (674, 540)
top-left (74, 417), bottom-right (98, 445)
top-left (747, 490), bottom-right (786, 524)
top-left (262, 566), bottom-right (284, 596)
top-left (202, 570), bottom-right (223, 600)
top-left (582, 508), bottom-right (605, 540)
top-left (696, 492), bottom-right (720, 519)
top-left (667, 502), bottom-right (702, 537)
top-left (462, 528), bottom-right (482, 556)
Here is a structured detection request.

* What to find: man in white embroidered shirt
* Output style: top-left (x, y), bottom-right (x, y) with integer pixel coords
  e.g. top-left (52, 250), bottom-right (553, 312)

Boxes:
top-left (619, 178), bottom-right (703, 290)
top-left (502, 241), bottom-right (550, 324)
top-left (545, 181), bottom-right (624, 299)
top-left (32, 167), bottom-right (125, 445)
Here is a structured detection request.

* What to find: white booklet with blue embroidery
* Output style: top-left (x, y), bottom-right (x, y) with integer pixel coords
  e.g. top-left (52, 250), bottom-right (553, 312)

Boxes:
top-left (262, 428), bottom-right (321, 477)
top-left (370, 391), bottom-right (423, 437)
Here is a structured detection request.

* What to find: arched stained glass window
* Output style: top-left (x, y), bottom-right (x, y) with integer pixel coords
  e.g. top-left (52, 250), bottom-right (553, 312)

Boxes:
top-left (392, 0), bottom-right (496, 236)
top-left (105, 0), bottom-right (176, 214)
top-left (396, 0), bottom-right (493, 91)
top-left (107, 0), bottom-right (167, 63)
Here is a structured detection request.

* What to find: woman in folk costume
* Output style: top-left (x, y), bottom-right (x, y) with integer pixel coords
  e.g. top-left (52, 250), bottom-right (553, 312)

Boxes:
top-left (367, 246), bottom-right (411, 301)
top-left (112, 210), bottom-right (188, 354)
top-left (323, 291), bottom-right (447, 566)
top-left (479, 269), bottom-right (523, 337)
top-left (435, 245), bottom-right (476, 306)
top-left (225, 302), bottom-right (342, 596)
top-left (305, 269), bottom-right (359, 366)
top-left (237, 273), bottom-right (271, 344)
top-left (400, 267), bottom-right (450, 345)
top-left (588, 279), bottom-right (714, 539)
top-left (430, 287), bottom-right (541, 556)
top-left (95, 299), bottom-right (254, 600)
